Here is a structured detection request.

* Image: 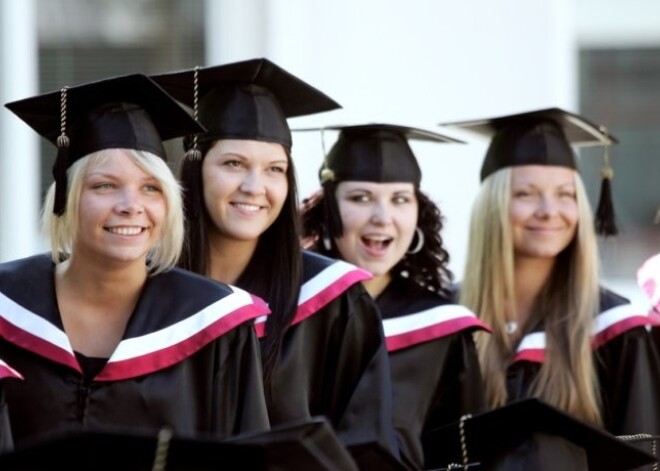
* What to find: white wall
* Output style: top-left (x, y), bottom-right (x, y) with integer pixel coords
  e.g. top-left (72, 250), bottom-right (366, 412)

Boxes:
top-left (206, 0), bottom-right (577, 280)
top-left (0, 0), bottom-right (41, 262)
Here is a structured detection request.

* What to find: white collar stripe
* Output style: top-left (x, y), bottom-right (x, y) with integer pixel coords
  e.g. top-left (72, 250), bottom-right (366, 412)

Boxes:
top-left (386, 314), bottom-right (489, 352)
top-left (107, 288), bottom-right (265, 363)
top-left (383, 304), bottom-right (482, 337)
top-left (97, 302), bottom-right (266, 381)
top-left (295, 268), bottom-right (370, 325)
top-left (0, 291), bottom-right (72, 353)
top-left (299, 261), bottom-right (371, 305)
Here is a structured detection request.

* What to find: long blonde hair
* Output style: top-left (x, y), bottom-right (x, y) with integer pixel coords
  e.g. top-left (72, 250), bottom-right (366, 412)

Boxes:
top-left (41, 149), bottom-right (184, 275)
top-left (460, 166), bottom-right (602, 424)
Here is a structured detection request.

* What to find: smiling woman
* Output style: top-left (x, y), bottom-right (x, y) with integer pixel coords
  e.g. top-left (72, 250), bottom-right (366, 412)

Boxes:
top-left (445, 107), bottom-right (660, 444)
top-left (0, 73), bottom-right (271, 447)
top-left (299, 123), bottom-right (490, 469)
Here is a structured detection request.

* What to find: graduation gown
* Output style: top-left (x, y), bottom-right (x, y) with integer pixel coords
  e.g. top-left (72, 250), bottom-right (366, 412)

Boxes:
top-left (0, 359), bottom-right (21, 452)
top-left (377, 276), bottom-right (490, 469)
top-left (0, 254), bottom-right (270, 447)
top-left (508, 288), bottom-right (660, 436)
top-left (254, 250), bottom-right (398, 457)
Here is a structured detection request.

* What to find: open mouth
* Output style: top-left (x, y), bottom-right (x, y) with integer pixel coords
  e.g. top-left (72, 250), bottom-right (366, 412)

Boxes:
top-left (361, 235), bottom-right (393, 251)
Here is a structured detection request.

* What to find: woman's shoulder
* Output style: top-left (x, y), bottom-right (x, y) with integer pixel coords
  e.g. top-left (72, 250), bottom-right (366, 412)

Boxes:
top-left (0, 252), bottom-right (51, 274)
top-left (151, 267), bottom-right (267, 310)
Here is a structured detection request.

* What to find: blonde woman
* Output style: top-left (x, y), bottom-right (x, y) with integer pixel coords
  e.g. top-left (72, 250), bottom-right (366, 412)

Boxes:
top-left (0, 74), bottom-right (270, 447)
top-left (447, 108), bottom-right (660, 435)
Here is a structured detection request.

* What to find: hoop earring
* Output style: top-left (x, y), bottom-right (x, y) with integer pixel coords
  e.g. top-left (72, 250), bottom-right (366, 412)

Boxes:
top-left (407, 227), bottom-right (424, 255)
top-left (321, 225), bottom-right (332, 251)
top-left (322, 234), bottom-right (332, 251)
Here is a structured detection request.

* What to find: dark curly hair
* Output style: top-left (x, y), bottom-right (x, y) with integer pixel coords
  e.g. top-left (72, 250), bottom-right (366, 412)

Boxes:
top-left (300, 187), bottom-right (453, 298)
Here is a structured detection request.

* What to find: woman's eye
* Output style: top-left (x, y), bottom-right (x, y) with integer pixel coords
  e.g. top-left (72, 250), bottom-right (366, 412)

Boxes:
top-left (348, 194), bottom-right (370, 203)
top-left (92, 182), bottom-right (114, 190)
top-left (223, 159), bottom-right (243, 168)
top-left (392, 195), bottom-right (411, 204)
top-left (269, 165), bottom-right (287, 174)
top-left (144, 184), bottom-right (162, 193)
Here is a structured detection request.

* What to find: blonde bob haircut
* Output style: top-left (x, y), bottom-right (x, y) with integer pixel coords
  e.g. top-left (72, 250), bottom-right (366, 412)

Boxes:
top-left (461, 166), bottom-right (602, 424)
top-left (41, 149), bottom-right (184, 275)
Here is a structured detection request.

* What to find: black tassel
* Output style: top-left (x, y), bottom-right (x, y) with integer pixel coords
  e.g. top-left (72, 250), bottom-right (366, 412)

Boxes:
top-left (52, 136), bottom-right (70, 216)
top-left (595, 172), bottom-right (618, 237)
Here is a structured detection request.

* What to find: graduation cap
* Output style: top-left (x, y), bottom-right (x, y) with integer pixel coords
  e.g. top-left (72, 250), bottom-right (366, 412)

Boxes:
top-left (422, 398), bottom-right (655, 471)
top-left (151, 57), bottom-right (341, 152)
top-left (4, 73), bottom-right (203, 216)
top-left (0, 418), bottom-right (366, 471)
top-left (226, 416), bottom-right (361, 470)
top-left (440, 107), bottom-right (620, 236)
top-left (0, 427), bottom-right (264, 471)
top-left (296, 123), bottom-right (463, 240)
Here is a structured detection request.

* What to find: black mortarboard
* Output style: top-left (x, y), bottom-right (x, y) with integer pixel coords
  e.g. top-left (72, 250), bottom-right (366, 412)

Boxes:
top-left (0, 418), bottom-right (367, 471)
top-left (299, 123), bottom-right (464, 186)
top-left (4, 73), bottom-right (203, 215)
top-left (296, 123), bottom-right (463, 239)
top-left (0, 428), bottom-right (264, 471)
top-left (227, 417), bottom-right (359, 470)
top-left (441, 107), bottom-right (620, 236)
top-left (151, 58), bottom-right (341, 152)
top-left (422, 398), bottom-right (655, 471)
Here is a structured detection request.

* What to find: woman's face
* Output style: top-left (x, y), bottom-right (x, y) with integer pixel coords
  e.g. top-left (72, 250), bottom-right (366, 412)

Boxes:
top-left (334, 181), bottom-right (418, 277)
top-left (202, 139), bottom-right (289, 243)
top-left (76, 149), bottom-right (166, 266)
top-left (509, 165), bottom-right (579, 260)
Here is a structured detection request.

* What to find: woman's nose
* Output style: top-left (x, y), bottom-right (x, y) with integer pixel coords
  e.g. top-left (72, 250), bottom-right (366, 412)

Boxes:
top-left (239, 170), bottom-right (266, 195)
top-left (115, 188), bottom-right (144, 214)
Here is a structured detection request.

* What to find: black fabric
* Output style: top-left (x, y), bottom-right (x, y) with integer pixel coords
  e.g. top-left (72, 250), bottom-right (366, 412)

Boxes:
top-left (0, 254), bottom-right (269, 447)
top-left (422, 398), bottom-right (655, 471)
top-left (74, 351), bottom-right (108, 382)
top-left (263, 251), bottom-right (399, 460)
top-left (316, 124), bottom-right (463, 186)
top-left (151, 58), bottom-right (341, 151)
top-left (505, 289), bottom-right (660, 437)
top-left (4, 74), bottom-right (202, 164)
top-left (0, 388), bottom-right (12, 453)
top-left (440, 107), bottom-right (617, 181)
top-left (377, 276), bottom-right (486, 469)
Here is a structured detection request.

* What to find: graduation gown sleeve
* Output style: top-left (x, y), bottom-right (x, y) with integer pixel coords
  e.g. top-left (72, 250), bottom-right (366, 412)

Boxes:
top-left (262, 252), bottom-right (398, 457)
top-left (595, 326), bottom-right (660, 435)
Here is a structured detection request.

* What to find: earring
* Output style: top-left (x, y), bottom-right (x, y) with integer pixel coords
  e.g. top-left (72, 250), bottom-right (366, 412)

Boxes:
top-left (407, 227), bottom-right (424, 255)
top-left (322, 233), bottom-right (332, 251)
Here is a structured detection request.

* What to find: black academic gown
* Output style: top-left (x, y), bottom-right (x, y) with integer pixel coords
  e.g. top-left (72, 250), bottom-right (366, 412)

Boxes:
top-left (377, 276), bottom-right (489, 469)
top-left (0, 254), bottom-right (270, 447)
top-left (507, 288), bottom-right (660, 436)
top-left (255, 250), bottom-right (398, 458)
top-left (0, 359), bottom-right (21, 452)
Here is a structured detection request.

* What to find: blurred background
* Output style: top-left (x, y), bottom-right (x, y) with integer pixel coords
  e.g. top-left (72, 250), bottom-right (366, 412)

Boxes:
top-left (0, 0), bottom-right (657, 304)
